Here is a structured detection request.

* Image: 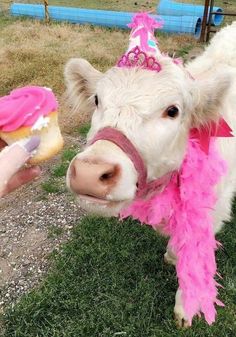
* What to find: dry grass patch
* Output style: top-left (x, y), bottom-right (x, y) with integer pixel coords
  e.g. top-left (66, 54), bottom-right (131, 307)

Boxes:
top-left (1, 0), bottom-right (158, 12)
top-left (0, 19), bottom-right (198, 130)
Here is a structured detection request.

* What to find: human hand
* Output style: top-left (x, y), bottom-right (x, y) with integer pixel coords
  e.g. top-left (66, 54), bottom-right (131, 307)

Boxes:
top-left (0, 137), bottom-right (41, 197)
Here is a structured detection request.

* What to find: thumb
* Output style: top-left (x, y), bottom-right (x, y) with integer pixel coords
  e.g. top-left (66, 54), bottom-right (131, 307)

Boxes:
top-left (0, 137), bottom-right (40, 194)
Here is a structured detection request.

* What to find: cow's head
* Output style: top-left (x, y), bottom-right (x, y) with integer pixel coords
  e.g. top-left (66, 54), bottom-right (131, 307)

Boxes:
top-left (64, 53), bottom-right (230, 216)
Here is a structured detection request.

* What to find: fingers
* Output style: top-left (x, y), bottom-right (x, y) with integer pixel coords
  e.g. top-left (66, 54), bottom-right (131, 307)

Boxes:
top-left (2, 166), bottom-right (41, 197)
top-left (0, 144), bottom-right (31, 183)
top-left (0, 139), bottom-right (7, 149)
top-left (0, 137), bottom-right (40, 196)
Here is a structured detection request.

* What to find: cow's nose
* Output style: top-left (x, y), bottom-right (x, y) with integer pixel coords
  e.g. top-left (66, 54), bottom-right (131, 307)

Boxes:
top-left (69, 158), bottom-right (120, 198)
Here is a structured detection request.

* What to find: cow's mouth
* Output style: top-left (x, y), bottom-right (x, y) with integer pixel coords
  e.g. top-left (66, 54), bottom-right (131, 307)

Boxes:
top-left (77, 194), bottom-right (124, 207)
top-left (79, 194), bottom-right (111, 205)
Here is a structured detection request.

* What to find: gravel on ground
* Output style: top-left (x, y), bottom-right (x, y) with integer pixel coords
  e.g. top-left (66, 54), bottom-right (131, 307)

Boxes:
top-left (0, 136), bottom-right (85, 313)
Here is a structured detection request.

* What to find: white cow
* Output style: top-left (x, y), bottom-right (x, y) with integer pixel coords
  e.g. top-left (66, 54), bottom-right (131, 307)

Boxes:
top-left (65, 23), bottom-right (236, 327)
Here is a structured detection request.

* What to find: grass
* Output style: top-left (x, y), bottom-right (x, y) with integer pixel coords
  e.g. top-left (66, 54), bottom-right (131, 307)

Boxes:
top-left (41, 179), bottom-right (63, 194)
top-left (47, 225), bottom-right (64, 238)
top-left (2, 213), bottom-right (236, 337)
top-left (76, 123), bottom-right (91, 138)
top-left (0, 15), bottom-right (14, 28)
top-left (61, 148), bottom-right (80, 162)
top-left (41, 147), bottom-right (78, 194)
top-left (177, 44), bottom-right (195, 58)
top-left (0, 14), bottom-right (199, 129)
top-left (52, 162), bottom-right (69, 178)
top-left (52, 147), bottom-right (78, 177)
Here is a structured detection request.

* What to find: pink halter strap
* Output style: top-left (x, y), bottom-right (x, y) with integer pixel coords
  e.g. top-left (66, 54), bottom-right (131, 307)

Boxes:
top-left (89, 127), bottom-right (173, 198)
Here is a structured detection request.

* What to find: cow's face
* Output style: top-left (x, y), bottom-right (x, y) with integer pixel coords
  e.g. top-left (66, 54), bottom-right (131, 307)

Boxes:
top-left (65, 57), bottom-right (230, 216)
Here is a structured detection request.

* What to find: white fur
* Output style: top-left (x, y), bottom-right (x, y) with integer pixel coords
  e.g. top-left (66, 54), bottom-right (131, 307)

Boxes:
top-left (65, 22), bottom-right (236, 326)
top-left (186, 23), bottom-right (236, 233)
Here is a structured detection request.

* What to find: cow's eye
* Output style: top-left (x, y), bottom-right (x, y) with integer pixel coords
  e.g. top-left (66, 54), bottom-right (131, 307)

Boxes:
top-left (164, 105), bottom-right (179, 118)
top-left (95, 94), bottom-right (98, 106)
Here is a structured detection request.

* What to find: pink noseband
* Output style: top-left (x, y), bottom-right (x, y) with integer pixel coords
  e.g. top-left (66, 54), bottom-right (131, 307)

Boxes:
top-left (89, 127), bottom-right (173, 198)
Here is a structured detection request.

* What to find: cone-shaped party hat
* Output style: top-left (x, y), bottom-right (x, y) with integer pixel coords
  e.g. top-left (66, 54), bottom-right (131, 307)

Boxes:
top-left (117, 13), bottom-right (163, 72)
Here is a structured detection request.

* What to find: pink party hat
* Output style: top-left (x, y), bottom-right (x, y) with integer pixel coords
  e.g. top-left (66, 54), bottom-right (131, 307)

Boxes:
top-left (117, 13), bottom-right (163, 72)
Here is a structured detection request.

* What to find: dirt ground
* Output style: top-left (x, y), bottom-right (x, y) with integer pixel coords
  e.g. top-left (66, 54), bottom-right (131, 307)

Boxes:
top-left (0, 135), bottom-right (86, 313)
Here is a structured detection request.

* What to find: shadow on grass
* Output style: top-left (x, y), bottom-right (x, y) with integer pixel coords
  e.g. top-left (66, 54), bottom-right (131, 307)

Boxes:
top-left (2, 214), bottom-right (236, 337)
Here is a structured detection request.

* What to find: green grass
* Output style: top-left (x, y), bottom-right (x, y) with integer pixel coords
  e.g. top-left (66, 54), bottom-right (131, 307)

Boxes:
top-left (177, 44), bottom-right (195, 58)
top-left (47, 225), bottom-right (64, 238)
top-left (42, 147), bottom-right (78, 193)
top-left (0, 15), bottom-right (14, 28)
top-left (2, 212), bottom-right (236, 337)
top-left (52, 148), bottom-right (78, 177)
top-left (41, 179), bottom-right (63, 194)
top-left (76, 123), bottom-right (91, 138)
top-left (52, 162), bottom-right (69, 178)
top-left (61, 148), bottom-right (79, 162)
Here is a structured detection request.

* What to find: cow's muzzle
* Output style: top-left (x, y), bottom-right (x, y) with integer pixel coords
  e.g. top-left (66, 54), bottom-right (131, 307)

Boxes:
top-left (68, 127), bottom-right (173, 204)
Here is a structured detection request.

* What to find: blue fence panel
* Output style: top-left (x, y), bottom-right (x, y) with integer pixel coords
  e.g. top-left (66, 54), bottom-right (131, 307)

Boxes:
top-left (10, 3), bottom-right (202, 37)
top-left (158, 0), bottom-right (224, 26)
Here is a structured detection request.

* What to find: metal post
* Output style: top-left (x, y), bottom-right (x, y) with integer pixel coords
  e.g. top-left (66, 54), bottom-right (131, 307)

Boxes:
top-left (44, 0), bottom-right (49, 22)
top-left (206, 0), bottom-right (215, 42)
top-left (200, 0), bottom-right (210, 42)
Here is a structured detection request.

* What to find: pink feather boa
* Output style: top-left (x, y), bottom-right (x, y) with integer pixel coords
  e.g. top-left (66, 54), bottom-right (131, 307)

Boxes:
top-left (120, 137), bottom-right (227, 324)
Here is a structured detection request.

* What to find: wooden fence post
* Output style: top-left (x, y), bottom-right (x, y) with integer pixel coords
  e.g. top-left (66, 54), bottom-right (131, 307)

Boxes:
top-left (44, 0), bottom-right (49, 22)
top-left (200, 0), bottom-right (210, 42)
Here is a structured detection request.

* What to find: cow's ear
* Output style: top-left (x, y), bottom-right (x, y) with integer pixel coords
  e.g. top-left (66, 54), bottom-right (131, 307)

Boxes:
top-left (190, 70), bottom-right (232, 127)
top-left (64, 58), bottom-right (102, 117)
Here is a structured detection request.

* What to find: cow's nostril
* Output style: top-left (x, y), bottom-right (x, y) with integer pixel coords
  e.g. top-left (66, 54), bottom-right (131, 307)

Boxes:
top-left (99, 165), bottom-right (120, 184)
top-left (69, 159), bottom-right (120, 197)
top-left (70, 163), bottom-right (77, 179)
top-left (99, 170), bottom-right (115, 182)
